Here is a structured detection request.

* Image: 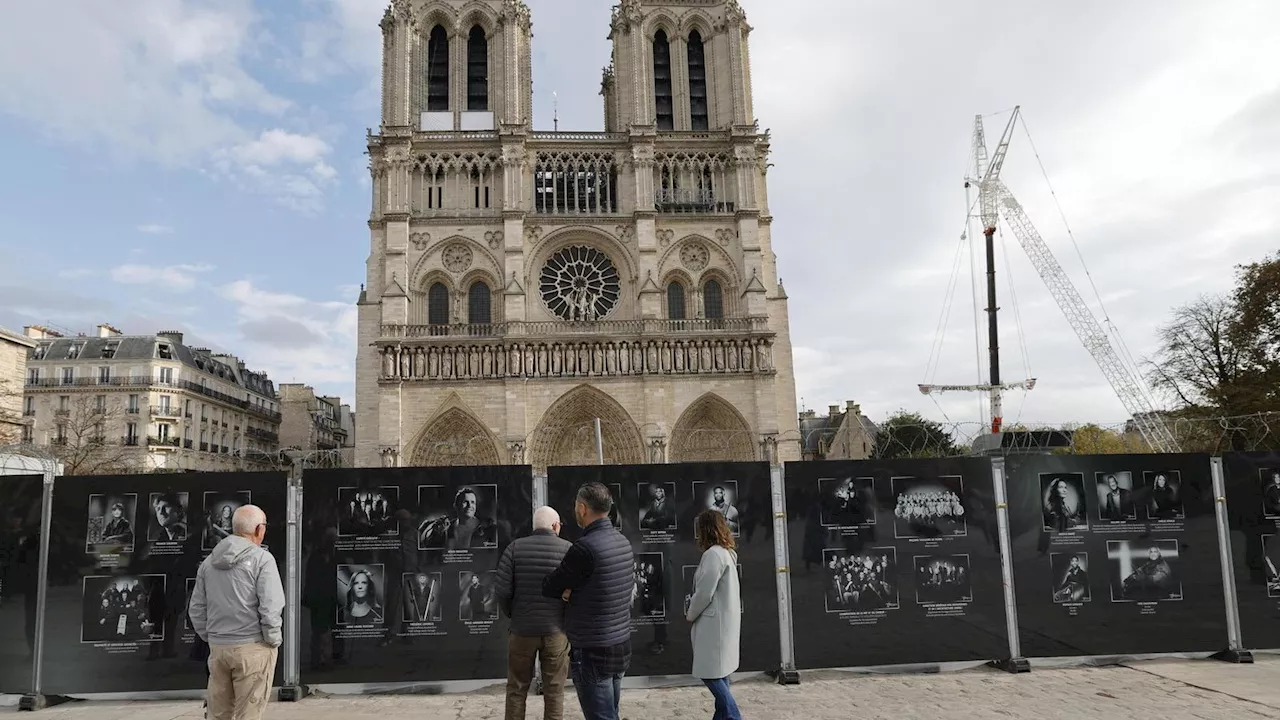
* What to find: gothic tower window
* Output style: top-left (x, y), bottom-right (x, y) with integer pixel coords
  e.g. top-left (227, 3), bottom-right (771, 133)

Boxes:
top-left (468, 281), bottom-right (492, 325)
top-left (427, 25), bottom-right (449, 112)
top-left (703, 278), bottom-right (724, 320)
top-left (428, 282), bottom-right (450, 331)
top-left (667, 281), bottom-right (687, 320)
top-left (652, 30), bottom-right (674, 131)
top-left (687, 30), bottom-right (709, 131)
top-left (467, 26), bottom-right (488, 111)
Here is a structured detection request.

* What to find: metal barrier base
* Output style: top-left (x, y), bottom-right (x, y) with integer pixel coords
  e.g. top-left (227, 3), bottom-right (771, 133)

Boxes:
top-left (989, 658), bottom-right (1031, 674)
top-left (278, 686), bottom-right (305, 702)
top-left (770, 668), bottom-right (800, 685)
top-left (1210, 649), bottom-right (1254, 664)
top-left (19, 694), bottom-right (71, 711)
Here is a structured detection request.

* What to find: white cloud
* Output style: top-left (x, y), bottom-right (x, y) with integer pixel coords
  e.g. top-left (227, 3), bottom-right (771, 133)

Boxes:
top-left (111, 263), bottom-right (215, 290)
top-left (136, 223), bottom-right (175, 235)
top-left (212, 129), bottom-right (339, 212)
top-left (57, 269), bottom-right (95, 280)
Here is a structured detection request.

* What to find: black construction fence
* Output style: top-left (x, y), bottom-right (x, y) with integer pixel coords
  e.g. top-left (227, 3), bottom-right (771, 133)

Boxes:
top-left (0, 453), bottom-right (1270, 703)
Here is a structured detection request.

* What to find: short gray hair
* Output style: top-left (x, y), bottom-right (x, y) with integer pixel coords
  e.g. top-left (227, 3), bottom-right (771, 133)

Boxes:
top-left (533, 506), bottom-right (560, 531)
top-left (232, 504), bottom-right (267, 536)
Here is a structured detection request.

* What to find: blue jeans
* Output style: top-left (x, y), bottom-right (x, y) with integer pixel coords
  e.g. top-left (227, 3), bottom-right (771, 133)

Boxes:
top-left (569, 648), bottom-right (625, 720)
top-left (703, 677), bottom-right (742, 720)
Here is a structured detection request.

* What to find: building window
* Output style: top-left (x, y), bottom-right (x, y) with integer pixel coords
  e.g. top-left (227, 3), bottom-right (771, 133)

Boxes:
top-left (652, 30), bottom-right (674, 130)
top-left (158, 395), bottom-right (172, 413)
top-left (21, 426), bottom-right (32, 444)
top-left (468, 281), bottom-right (492, 325)
top-left (62, 367), bottom-right (73, 385)
top-left (95, 395), bottom-right (106, 414)
top-left (688, 30), bottom-right (709, 131)
top-left (159, 367), bottom-right (173, 384)
top-left (58, 395), bottom-right (69, 411)
top-left (24, 396), bottom-right (34, 415)
top-left (426, 24), bottom-right (449, 112)
top-left (703, 278), bottom-right (724, 320)
top-left (102, 342), bottom-right (119, 359)
top-left (667, 281), bottom-right (687, 320)
top-left (428, 282), bottom-right (450, 327)
top-left (99, 366), bottom-right (111, 383)
top-left (157, 424), bottom-right (171, 441)
top-left (467, 25), bottom-right (488, 111)
top-left (27, 368), bottom-right (39, 384)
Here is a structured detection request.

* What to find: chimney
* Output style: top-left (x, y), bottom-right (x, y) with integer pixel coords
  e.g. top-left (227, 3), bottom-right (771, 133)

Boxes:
top-left (158, 331), bottom-right (184, 345)
top-left (847, 401), bottom-right (861, 416)
top-left (799, 409), bottom-right (815, 420)
top-left (828, 404), bottom-right (841, 418)
top-left (24, 325), bottom-right (63, 339)
top-left (97, 323), bottom-right (122, 338)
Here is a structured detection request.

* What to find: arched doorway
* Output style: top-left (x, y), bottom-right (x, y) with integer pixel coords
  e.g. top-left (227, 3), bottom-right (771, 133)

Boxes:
top-left (407, 404), bottom-right (502, 467)
top-left (529, 385), bottom-right (645, 469)
top-left (669, 393), bottom-right (756, 462)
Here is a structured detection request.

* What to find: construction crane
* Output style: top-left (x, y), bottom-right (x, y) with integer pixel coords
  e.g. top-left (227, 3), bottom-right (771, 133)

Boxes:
top-left (921, 107), bottom-right (1180, 453)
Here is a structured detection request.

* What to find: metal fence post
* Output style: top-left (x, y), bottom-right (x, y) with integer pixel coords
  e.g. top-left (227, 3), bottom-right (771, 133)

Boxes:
top-left (20, 462), bottom-right (56, 711)
top-left (1209, 457), bottom-right (1253, 663)
top-left (770, 462), bottom-right (799, 684)
top-left (532, 469), bottom-right (547, 695)
top-left (990, 458), bottom-right (1029, 673)
top-left (279, 468), bottom-right (305, 700)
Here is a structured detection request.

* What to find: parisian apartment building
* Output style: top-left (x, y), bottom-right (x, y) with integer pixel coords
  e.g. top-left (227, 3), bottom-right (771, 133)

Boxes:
top-left (22, 324), bottom-right (282, 474)
top-left (278, 383), bottom-right (356, 466)
top-left (0, 325), bottom-right (36, 446)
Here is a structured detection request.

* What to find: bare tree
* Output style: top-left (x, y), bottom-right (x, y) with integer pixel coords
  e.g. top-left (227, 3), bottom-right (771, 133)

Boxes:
top-left (49, 395), bottom-right (142, 476)
top-left (1145, 294), bottom-right (1256, 415)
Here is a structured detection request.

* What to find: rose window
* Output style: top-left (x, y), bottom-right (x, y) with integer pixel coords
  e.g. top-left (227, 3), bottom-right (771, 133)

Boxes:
top-left (539, 245), bottom-right (621, 321)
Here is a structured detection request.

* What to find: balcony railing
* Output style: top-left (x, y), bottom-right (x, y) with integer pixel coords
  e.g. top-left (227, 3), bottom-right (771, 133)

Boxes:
top-left (123, 436), bottom-right (141, 447)
top-left (180, 380), bottom-right (249, 409)
top-left (153, 405), bottom-right (181, 418)
top-left (381, 317), bottom-right (770, 340)
top-left (655, 188), bottom-right (734, 214)
top-left (184, 439), bottom-right (194, 449)
top-left (246, 427), bottom-right (279, 443)
top-left (26, 376), bottom-right (177, 389)
top-left (247, 405), bottom-right (282, 423)
top-left (148, 436), bottom-right (180, 449)
top-left (54, 409), bottom-right (70, 417)
top-left (199, 442), bottom-right (209, 452)
top-left (22, 409), bottom-right (35, 417)
top-left (126, 404), bottom-right (146, 415)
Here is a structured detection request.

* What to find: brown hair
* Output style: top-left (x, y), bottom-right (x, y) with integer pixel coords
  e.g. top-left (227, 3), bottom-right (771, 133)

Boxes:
top-left (694, 509), bottom-right (735, 552)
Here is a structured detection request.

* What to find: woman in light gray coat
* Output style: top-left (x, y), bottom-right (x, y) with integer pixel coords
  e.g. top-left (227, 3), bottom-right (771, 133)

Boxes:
top-left (686, 509), bottom-right (742, 720)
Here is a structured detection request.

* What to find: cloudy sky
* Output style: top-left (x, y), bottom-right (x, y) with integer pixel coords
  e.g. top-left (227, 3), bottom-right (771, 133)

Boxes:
top-left (0, 0), bottom-right (1276, 430)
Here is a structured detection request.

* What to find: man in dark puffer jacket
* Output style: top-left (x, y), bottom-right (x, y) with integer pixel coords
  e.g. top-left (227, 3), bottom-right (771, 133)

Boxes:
top-left (495, 506), bottom-right (572, 720)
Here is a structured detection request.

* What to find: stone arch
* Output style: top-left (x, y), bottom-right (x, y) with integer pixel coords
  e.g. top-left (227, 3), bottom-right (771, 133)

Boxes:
top-left (670, 393), bottom-right (756, 463)
top-left (644, 12), bottom-right (680, 40)
top-left (530, 385), bottom-right (645, 470)
top-left (415, 5), bottom-right (459, 36)
top-left (679, 11), bottom-right (716, 41)
top-left (657, 234), bottom-right (739, 285)
top-left (406, 395), bottom-right (502, 467)
top-left (456, 1), bottom-right (499, 38)
top-left (411, 235), bottom-right (501, 288)
top-left (459, 267), bottom-right (501, 323)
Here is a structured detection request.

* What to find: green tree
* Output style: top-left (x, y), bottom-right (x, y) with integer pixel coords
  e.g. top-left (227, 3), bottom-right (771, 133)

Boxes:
top-left (1230, 251), bottom-right (1280, 412)
top-left (1145, 294), bottom-right (1255, 414)
top-left (872, 410), bottom-right (961, 459)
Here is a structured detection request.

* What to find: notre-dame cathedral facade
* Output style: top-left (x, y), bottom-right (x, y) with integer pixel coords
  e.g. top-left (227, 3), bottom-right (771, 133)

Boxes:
top-left (355, 0), bottom-right (799, 470)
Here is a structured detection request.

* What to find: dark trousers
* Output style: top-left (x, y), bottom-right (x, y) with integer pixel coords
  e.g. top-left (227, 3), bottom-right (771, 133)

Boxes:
top-left (569, 647), bottom-right (625, 720)
top-left (506, 632), bottom-right (569, 720)
top-left (703, 677), bottom-right (742, 720)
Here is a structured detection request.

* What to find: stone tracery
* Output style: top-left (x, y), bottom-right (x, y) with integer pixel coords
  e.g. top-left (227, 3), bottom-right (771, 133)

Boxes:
top-left (408, 406), bottom-right (502, 466)
top-left (670, 393), bottom-right (756, 463)
top-left (529, 385), bottom-right (644, 469)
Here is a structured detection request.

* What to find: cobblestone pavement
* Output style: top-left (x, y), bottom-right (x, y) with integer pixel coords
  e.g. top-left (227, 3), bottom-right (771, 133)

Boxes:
top-left (4, 657), bottom-right (1280, 720)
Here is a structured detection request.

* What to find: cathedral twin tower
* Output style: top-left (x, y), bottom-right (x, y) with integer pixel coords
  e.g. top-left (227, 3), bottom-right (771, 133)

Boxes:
top-left (356, 0), bottom-right (799, 470)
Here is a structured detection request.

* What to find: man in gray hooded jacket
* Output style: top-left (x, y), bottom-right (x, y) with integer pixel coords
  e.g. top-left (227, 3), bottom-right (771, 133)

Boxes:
top-left (189, 504), bottom-right (284, 720)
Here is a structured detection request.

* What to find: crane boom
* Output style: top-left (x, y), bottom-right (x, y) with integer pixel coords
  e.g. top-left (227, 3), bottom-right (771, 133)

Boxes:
top-left (991, 179), bottom-right (1180, 453)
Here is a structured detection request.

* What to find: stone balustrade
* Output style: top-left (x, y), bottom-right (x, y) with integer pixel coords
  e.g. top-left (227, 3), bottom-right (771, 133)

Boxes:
top-left (377, 336), bottom-right (774, 381)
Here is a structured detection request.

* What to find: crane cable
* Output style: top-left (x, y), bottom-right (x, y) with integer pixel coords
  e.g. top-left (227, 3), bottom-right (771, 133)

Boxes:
top-left (924, 188), bottom-right (983, 385)
top-left (1017, 112), bottom-right (1158, 407)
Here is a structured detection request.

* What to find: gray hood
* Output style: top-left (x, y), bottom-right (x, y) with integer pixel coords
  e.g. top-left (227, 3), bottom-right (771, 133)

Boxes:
top-left (209, 535), bottom-right (260, 570)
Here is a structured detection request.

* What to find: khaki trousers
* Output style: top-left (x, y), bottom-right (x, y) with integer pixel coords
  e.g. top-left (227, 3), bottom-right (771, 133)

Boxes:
top-left (506, 632), bottom-right (569, 720)
top-left (207, 642), bottom-right (278, 720)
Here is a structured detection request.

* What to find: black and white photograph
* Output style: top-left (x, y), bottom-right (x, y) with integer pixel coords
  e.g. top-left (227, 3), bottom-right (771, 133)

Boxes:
top-left (891, 476), bottom-right (966, 539)
top-left (1263, 535), bottom-right (1280, 599)
top-left (184, 578), bottom-right (196, 631)
top-left (1143, 471), bottom-right (1185, 520)
top-left (682, 564), bottom-right (745, 617)
top-left (1261, 469), bottom-right (1280, 520)
top-left (820, 547), bottom-right (899, 612)
top-left (1040, 473), bottom-right (1089, 532)
top-left (633, 552), bottom-right (667, 619)
top-left (913, 554), bottom-right (973, 605)
top-left (201, 491), bottom-right (250, 549)
top-left (417, 484), bottom-right (499, 551)
top-left (457, 570), bottom-right (498, 622)
top-left (638, 482), bottom-right (677, 532)
top-left (1050, 552), bottom-right (1092, 604)
top-left (85, 493), bottom-right (137, 552)
top-left (693, 480), bottom-right (741, 535)
top-left (147, 491), bottom-right (190, 543)
top-left (401, 572), bottom-right (443, 623)
top-left (337, 486), bottom-right (400, 537)
top-left (336, 564), bottom-right (386, 626)
top-left (1107, 539), bottom-right (1183, 602)
top-left (80, 574), bottom-right (165, 643)
top-left (606, 483), bottom-right (623, 530)
top-left (818, 476), bottom-right (875, 528)
top-left (1094, 472), bottom-right (1137, 522)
